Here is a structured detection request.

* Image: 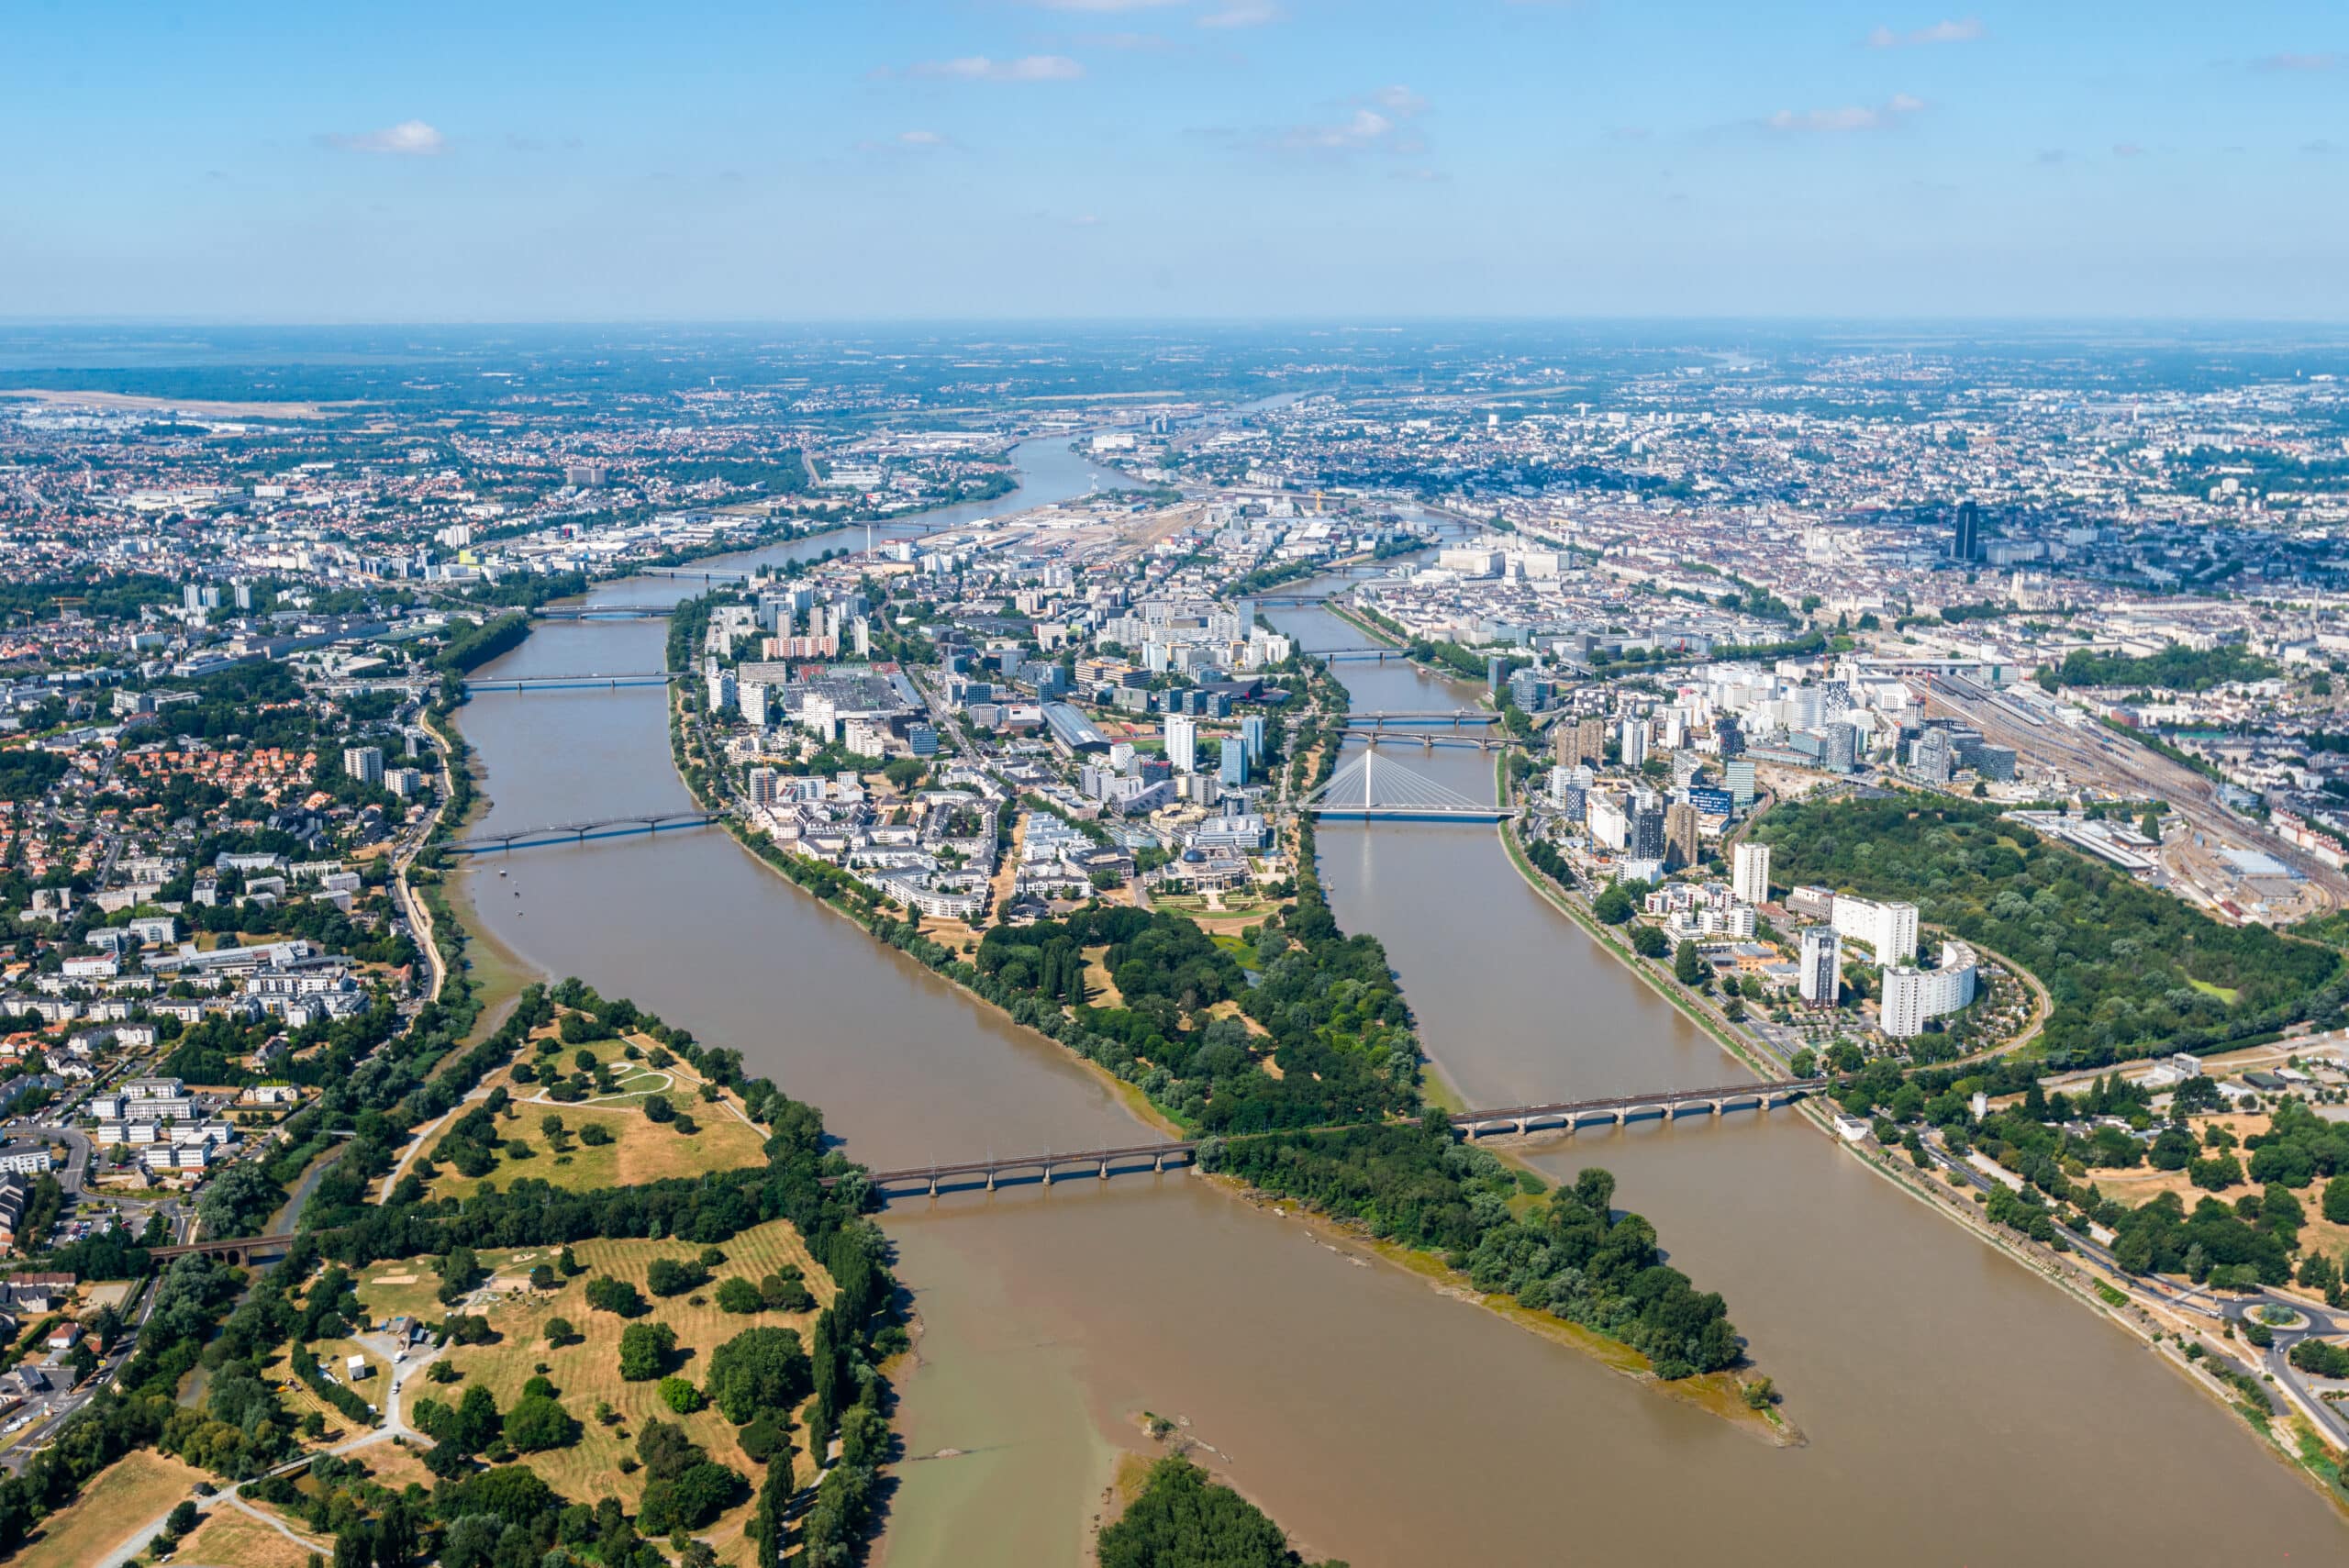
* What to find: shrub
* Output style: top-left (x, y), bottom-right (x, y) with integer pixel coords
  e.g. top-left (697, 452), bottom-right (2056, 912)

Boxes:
top-left (715, 1277), bottom-right (763, 1314)
top-left (578, 1124), bottom-right (615, 1148)
top-left (658, 1375), bottom-right (704, 1414)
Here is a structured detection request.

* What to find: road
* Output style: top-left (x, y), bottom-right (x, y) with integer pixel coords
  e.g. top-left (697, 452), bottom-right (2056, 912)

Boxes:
top-left (1913, 1127), bottom-right (2349, 1451)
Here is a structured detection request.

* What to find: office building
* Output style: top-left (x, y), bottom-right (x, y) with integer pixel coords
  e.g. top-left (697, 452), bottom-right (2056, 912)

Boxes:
top-left (1823, 723), bottom-right (1858, 774)
top-left (1881, 942), bottom-right (1980, 1038)
top-left (1163, 714), bottom-right (1197, 774)
top-left (1831, 896), bottom-right (1919, 965)
top-left (1218, 738), bottom-right (1246, 788)
top-left (342, 746), bottom-right (384, 786)
top-left (1731, 841), bottom-right (1772, 906)
top-left (1725, 758), bottom-right (1757, 806)
top-left (1799, 927), bottom-right (1842, 1009)
top-left (1240, 714), bottom-right (1268, 766)
top-left (1951, 499), bottom-right (1980, 562)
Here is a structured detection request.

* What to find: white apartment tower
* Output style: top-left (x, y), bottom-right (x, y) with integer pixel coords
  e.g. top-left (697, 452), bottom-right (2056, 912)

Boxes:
top-left (1731, 841), bottom-right (1772, 907)
top-left (1163, 714), bottom-right (1197, 774)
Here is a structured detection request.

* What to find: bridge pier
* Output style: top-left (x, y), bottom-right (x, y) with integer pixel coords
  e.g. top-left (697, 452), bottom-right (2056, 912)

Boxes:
top-left (985, 1166), bottom-right (996, 1192)
top-left (928, 1173), bottom-right (938, 1197)
top-left (1153, 1152), bottom-right (1165, 1173)
top-left (1099, 1158), bottom-right (1110, 1180)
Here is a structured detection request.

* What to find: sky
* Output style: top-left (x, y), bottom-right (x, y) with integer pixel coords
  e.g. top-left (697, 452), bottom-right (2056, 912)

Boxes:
top-left (3, 0), bottom-right (2345, 322)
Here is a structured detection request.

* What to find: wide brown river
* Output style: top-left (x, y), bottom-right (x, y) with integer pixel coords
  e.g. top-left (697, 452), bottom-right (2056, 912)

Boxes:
top-left (450, 449), bottom-right (2343, 1563)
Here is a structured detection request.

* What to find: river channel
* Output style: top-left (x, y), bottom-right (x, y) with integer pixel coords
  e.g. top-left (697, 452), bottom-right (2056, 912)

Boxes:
top-left (449, 443), bottom-right (2344, 1564)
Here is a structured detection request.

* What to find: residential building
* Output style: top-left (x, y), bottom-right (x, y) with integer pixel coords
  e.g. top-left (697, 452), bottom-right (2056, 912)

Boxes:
top-left (1731, 841), bottom-right (1772, 906)
top-left (1799, 926), bottom-right (1842, 1009)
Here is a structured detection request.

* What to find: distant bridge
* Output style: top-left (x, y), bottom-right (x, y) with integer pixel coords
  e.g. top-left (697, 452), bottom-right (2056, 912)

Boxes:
top-left (440, 807), bottom-right (724, 854)
top-left (1345, 709), bottom-right (1501, 728)
top-left (824, 1079), bottom-right (1830, 1199)
top-left (462, 673), bottom-right (677, 694)
top-left (632, 567), bottom-right (756, 584)
top-left (1319, 647), bottom-right (1410, 662)
top-left (533, 605), bottom-right (675, 620)
top-left (1337, 728), bottom-right (1507, 753)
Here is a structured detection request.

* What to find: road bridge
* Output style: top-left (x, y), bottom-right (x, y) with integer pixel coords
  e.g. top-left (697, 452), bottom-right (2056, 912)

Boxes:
top-left (533, 605), bottom-right (675, 620)
top-left (1318, 647), bottom-right (1409, 662)
top-left (1302, 749), bottom-right (1516, 821)
top-left (1337, 728), bottom-right (1506, 753)
top-left (462, 673), bottom-right (677, 694)
top-left (1346, 709), bottom-right (1501, 727)
top-left (813, 1079), bottom-right (1831, 1200)
top-left (440, 807), bottom-right (724, 855)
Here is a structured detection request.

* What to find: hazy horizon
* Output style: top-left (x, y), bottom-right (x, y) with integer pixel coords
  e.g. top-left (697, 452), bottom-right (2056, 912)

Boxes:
top-left (7, 2), bottom-right (2344, 322)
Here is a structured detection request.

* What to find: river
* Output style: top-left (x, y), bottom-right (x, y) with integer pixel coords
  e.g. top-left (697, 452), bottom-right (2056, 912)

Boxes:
top-left (448, 450), bottom-right (2345, 1564)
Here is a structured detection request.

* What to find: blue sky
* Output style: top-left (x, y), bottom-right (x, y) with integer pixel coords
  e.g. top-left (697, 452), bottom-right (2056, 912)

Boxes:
top-left (4, 1), bottom-right (2344, 320)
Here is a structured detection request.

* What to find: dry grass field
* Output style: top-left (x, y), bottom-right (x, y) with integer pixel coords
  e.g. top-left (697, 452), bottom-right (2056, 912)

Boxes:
top-left (426, 1027), bottom-right (767, 1203)
top-left (426, 1219), bottom-right (833, 1568)
top-left (13, 1449), bottom-right (205, 1568)
top-left (174, 1499), bottom-right (323, 1568)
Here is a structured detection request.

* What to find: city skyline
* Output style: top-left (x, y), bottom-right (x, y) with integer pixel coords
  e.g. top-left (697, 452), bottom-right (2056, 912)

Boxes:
top-left (6, 1), bottom-right (2346, 322)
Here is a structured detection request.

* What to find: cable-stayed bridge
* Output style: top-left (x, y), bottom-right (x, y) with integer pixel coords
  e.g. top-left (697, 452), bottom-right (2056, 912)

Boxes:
top-left (1302, 749), bottom-right (1514, 821)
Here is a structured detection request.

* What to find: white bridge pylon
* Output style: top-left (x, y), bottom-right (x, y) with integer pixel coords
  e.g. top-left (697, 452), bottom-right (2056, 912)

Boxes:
top-left (1302, 748), bottom-right (1504, 818)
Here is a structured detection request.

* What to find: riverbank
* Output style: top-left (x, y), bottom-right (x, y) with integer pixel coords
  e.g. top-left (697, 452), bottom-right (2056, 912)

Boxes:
top-left (1496, 795), bottom-right (2349, 1507)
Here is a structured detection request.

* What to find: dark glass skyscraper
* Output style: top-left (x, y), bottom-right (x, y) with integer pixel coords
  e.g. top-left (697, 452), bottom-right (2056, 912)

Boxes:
top-left (1951, 499), bottom-right (1979, 561)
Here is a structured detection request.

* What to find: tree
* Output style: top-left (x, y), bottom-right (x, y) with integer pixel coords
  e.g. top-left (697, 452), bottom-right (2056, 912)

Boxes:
top-left (2324, 1173), bottom-right (2349, 1225)
top-left (643, 1094), bottom-right (676, 1124)
top-left (503, 1392), bottom-right (581, 1451)
top-left (1631, 925), bottom-right (1669, 960)
top-left (544, 1316), bottom-right (577, 1348)
top-left (748, 1441), bottom-right (795, 1564)
top-left (584, 1276), bottom-right (647, 1317)
top-left (619, 1320), bottom-right (678, 1381)
top-left (705, 1326), bottom-right (813, 1425)
top-left (1097, 1458), bottom-right (1302, 1568)
top-left (1672, 940), bottom-right (1705, 987)
top-left (716, 1277), bottom-right (764, 1314)
top-left (658, 1375), bottom-right (704, 1414)
top-left (646, 1257), bottom-right (707, 1297)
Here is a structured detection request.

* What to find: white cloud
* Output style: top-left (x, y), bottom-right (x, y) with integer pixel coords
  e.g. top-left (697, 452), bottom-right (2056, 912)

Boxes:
top-left (1199, 0), bottom-right (1282, 26)
top-left (897, 129), bottom-right (951, 147)
top-left (2254, 51), bottom-right (2339, 72)
top-left (1269, 86), bottom-right (1429, 157)
top-left (909, 54), bottom-right (1085, 81)
top-left (1865, 17), bottom-right (1984, 48)
top-left (1764, 95), bottom-right (1925, 133)
top-left (322, 119), bottom-right (447, 155)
